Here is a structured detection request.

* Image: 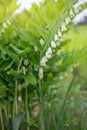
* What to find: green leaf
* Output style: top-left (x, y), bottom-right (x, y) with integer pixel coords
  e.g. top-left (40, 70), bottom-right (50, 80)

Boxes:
top-left (6, 48), bottom-right (19, 63)
top-left (13, 112), bottom-right (25, 130)
top-left (2, 0), bottom-right (11, 9)
top-left (59, 39), bottom-right (71, 49)
top-left (0, 85), bottom-right (6, 91)
top-left (18, 27), bottom-right (40, 48)
top-left (0, 59), bottom-right (14, 72)
top-left (42, 79), bottom-right (59, 96)
top-left (7, 0), bottom-right (20, 15)
top-left (23, 75), bottom-right (37, 86)
top-left (9, 69), bottom-right (21, 76)
top-left (47, 54), bottom-right (59, 66)
top-left (0, 4), bottom-right (4, 19)
top-left (10, 44), bottom-right (30, 55)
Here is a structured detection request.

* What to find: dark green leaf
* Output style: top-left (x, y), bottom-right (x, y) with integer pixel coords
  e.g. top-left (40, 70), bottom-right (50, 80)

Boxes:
top-left (23, 75), bottom-right (37, 86)
top-left (13, 112), bottom-right (25, 130)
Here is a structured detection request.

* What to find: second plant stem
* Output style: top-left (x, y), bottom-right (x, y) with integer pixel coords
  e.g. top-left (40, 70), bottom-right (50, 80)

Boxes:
top-left (38, 79), bottom-right (45, 130)
top-left (25, 85), bottom-right (30, 130)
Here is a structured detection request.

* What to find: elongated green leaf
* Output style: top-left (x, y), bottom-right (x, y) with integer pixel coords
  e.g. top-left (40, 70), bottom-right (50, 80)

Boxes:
top-left (6, 48), bottom-right (19, 63)
top-left (9, 69), bottom-right (21, 76)
top-left (13, 112), bottom-right (25, 130)
top-left (10, 44), bottom-right (30, 55)
top-left (7, 0), bottom-right (20, 15)
top-left (0, 59), bottom-right (14, 72)
top-left (0, 4), bottom-right (4, 19)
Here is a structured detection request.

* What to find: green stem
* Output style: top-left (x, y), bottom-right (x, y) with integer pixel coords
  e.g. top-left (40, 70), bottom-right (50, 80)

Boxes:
top-left (8, 101), bottom-right (10, 116)
top-left (14, 58), bottom-right (23, 115)
top-left (3, 106), bottom-right (7, 119)
top-left (0, 109), bottom-right (4, 130)
top-left (39, 103), bottom-right (45, 130)
top-left (38, 80), bottom-right (45, 130)
top-left (14, 80), bottom-right (18, 115)
top-left (25, 86), bottom-right (30, 130)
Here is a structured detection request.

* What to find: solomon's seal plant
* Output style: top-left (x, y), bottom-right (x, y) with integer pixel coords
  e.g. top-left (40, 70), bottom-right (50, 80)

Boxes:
top-left (0, 0), bottom-right (87, 130)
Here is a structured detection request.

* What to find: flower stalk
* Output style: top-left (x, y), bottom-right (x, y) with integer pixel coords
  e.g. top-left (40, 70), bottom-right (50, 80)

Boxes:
top-left (38, 0), bottom-right (87, 80)
top-left (25, 85), bottom-right (30, 130)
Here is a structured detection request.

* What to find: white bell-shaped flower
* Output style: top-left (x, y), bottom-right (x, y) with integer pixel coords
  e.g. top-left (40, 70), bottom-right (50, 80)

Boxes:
top-left (18, 96), bottom-right (22, 101)
top-left (47, 47), bottom-right (52, 54)
top-left (46, 51), bottom-right (52, 59)
top-left (24, 59), bottom-right (29, 66)
top-left (70, 9), bottom-right (74, 17)
top-left (74, 7), bottom-right (79, 14)
top-left (65, 17), bottom-right (71, 25)
top-left (40, 38), bottom-right (45, 45)
top-left (58, 30), bottom-right (62, 38)
top-left (54, 34), bottom-right (59, 41)
top-left (61, 23), bottom-right (66, 32)
top-left (38, 67), bottom-right (43, 79)
top-left (46, 47), bottom-right (52, 59)
top-left (34, 46), bottom-right (38, 52)
top-left (51, 41), bottom-right (56, 48)
top-left (40, 56), bottom-right (47, 67)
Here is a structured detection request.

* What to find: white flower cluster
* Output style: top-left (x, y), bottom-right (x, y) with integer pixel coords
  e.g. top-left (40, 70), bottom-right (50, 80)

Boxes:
top-left (22, 66), bottom-right (27, 75)
top-left (34, 46), bottom-right (38, 52)
top-left (18, 96), bottom-right (22, 102)
top-left (24, 58), bottom-right (29, 66)
top-left (38, 0), bottom-right (87, 80)
top-left (74, 62), bottom-right (80, 68)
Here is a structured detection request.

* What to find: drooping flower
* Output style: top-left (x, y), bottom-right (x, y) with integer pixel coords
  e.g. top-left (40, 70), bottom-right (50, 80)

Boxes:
top-left (24, 59), bottom-right (29, 66)
top-left (40, 38), bottom-right (45, 45)
top-left (61, 23), bottom-right (66, 32)
top-left (40, 56), bottom-right (47, 67)
top-left (59, 76), bottom-right (63, 80)
top-left (22, 66), bottom-right (27, 75)
top-left (73, 7), bottom-right (79, 14)
top-left (34, 46), bottom-right (38, 52)
top-left (79, 1), bottom-right (84, 6)
top-left (70, 9), bottom-right (74, 17)
top-left (65, 17), bottom-right (71, 25)
top-left (54, 34), bottom-right (59, 42)
top-left (45, 47), bottom-right (52, 59)
top-left (38, 67), bottom-right (43, 79)
top-left (58, 30), bottom-right (62, 38)
top-left (51, 41), bottom-right (56, 48)
top-left (18, 96), bottom-right (22, 102)
top-left (46, 51), bottom-right (52, 59)
top-left (65, 72), bottom-right (68, 77)
top-left (47, 47), bottom-right (52, 54)
top-left (74, 62), bottom-right (79, 68)
top-left (18, 84), bottom-right (23, 91)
